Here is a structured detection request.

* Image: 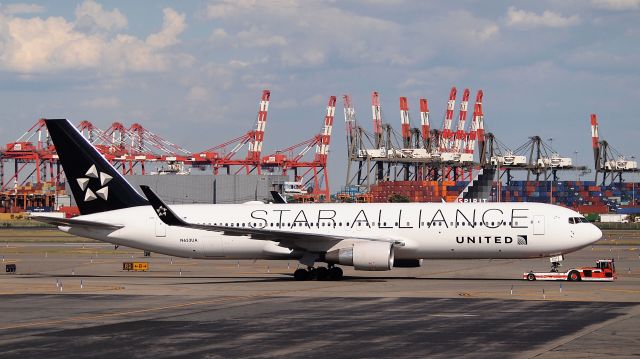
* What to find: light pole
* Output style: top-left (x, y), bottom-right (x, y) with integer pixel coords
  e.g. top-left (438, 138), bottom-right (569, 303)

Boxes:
top-left (574, 150), bottom-right (579, 181)
top-left (632, 156), bottom-right (636, 206)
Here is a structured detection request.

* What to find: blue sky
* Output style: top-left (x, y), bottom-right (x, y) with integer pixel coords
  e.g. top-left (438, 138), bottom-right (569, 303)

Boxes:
top-left (1, 0), bottom-right (639, 187)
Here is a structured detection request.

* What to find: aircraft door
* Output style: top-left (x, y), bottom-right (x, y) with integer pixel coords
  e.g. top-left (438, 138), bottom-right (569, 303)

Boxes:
top-left (533, 215), bottom-right (545, 235)
top-left (155, 219), bottom-right (166, 237)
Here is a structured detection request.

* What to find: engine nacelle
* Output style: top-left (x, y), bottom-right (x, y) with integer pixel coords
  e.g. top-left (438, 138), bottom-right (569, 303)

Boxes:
top-left (393, 259), bottom-right (423, 268)
top-left (325, 241), bottom-right (394, 271)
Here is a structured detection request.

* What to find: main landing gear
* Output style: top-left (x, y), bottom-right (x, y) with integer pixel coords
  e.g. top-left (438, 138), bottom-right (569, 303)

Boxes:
top-left (293, 265), bottom-right (343, 281)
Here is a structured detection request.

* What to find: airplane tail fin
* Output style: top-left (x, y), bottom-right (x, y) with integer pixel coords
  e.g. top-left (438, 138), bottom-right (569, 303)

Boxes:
top-left (45, 119), bottom-right (148, 215)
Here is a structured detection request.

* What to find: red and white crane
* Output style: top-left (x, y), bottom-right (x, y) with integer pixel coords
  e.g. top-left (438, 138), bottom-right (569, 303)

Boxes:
top-left (452, 88), bottom-right (470, 153)
top-left (591, 113), bottom-right (599, 167)
top-left (438, 87), bottom-right (457, 152)
top-left (246, 90), bottom-right (270, 162)
top-left (465, 90), bottom-right (484, 155)
top-left (419, 98), bottom-right (430, 149)
top-left (399, 96), bottom-right (411, 148)
top-left (371, 91), bottom-right (383, 149)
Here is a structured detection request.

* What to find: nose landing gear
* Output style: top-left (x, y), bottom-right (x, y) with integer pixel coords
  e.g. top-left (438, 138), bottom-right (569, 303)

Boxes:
top-left (549, 255), bottom-right (564, 272)
top-left (293, 265), bottom-right (343, 281)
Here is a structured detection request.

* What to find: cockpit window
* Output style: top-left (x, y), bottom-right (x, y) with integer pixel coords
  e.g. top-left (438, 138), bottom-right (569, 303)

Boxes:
top-left (569, 217), bottom-right (588, 224)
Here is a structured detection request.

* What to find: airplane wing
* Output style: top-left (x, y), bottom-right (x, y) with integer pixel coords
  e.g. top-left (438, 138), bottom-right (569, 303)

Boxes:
top-left (140, 185), bottom-right (404, 249)
top-left (30, 215), bottom-right (124, 230)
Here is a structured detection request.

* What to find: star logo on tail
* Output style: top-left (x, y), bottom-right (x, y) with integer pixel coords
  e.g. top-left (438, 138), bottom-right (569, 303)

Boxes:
top-left (156, 206), bottom-right (168, 217)
top-left (76, 165), bottom-right (112, 202)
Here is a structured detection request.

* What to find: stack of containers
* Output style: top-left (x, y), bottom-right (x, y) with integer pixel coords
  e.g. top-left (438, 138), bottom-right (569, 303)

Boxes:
top-left (367, 179), bottom-right (638, 213)
top-left (368, 180), bottom-right (465, 202)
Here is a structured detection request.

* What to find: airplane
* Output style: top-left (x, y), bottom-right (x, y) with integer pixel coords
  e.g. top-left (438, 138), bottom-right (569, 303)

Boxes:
top-left (33, 119), bottom-right (603, 281)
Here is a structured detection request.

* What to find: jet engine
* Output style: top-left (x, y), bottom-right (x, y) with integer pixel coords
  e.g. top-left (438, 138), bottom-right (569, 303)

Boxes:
top-left (325, 241), bottom-right (394, 271)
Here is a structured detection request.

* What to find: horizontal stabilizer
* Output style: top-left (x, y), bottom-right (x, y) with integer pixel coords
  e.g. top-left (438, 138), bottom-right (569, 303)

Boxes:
top-left (30, 215), bottom-right (124, 230)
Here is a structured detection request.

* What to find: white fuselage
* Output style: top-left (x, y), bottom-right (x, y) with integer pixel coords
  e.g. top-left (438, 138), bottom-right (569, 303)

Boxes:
top-left (60, 202), bottom-right (602, 263)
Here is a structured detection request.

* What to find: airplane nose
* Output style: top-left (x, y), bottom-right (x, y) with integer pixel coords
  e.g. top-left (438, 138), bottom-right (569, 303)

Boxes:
top-left (587, 224), bottom-right (602, 244)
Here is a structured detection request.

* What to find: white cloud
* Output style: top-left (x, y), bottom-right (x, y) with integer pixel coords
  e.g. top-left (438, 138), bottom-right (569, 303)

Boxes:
top-left (439, 11), bottom-right (500, 44)
top-left (475, 23), bottom-right (500, 42)
top-left (187, 86), bottom-right (210, 102)
top-left (506, 7), bottom-right (580, 28)
top-left (146, 8), bottom-right (186, 48)
top-left (0, 4), bottom-right (188, 73)
top-left (206, 0), bottom-right (298, 19)
top-left (302, 94), bottom-right (326, 107)
top-left (210, 28), bottom-right (228, 40)
top-left (398, 66), bottom-right (469, 89)
top-left (592, 0), bottom-right (640, 10)
top-left (235, 26), bottom-right (287, 47)
top-left (82, 96), bottom-right (121, 108)
top-left (204, 3), bottom-right (500, 72)
top-left (75, 0), bottom-right (127, 32)
top-left (2, 3), bottom-right (44, 15)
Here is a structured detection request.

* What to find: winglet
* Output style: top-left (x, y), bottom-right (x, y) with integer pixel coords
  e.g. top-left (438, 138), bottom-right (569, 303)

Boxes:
top-left (270, 190), bottom-right (287, 204)
top-left (140, 185), bottom-right (185, 226)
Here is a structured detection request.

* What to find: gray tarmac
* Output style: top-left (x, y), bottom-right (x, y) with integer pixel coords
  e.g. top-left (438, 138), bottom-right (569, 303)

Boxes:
top-left (1, 242), bottom-right (639, 358)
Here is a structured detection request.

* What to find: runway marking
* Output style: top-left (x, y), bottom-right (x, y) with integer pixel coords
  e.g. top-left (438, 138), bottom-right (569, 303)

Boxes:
top-left (430, 313), bottom-right (477, 318)
top-left (0, 285), bottom-right (125, 295)
top-left (419, 260), bottom-right (517, 277)
top-left (602, 288), bottom-right (640, 294)
top-left (0, 295), bottom-right (250, 331)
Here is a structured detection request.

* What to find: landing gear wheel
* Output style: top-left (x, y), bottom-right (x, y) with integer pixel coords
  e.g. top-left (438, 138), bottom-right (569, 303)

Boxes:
top-left (526, 273), bottom-right (536, 281)
top-left (293, 268), bottom-right (308, 281)
top-left (568, 271), bottom-right (581, 282)
top-left (316, 267), bottom-right (329, 281)
top-left (307, 267), bottom-right (317, 280)
top-left (328, 266), bottom-right (343, 281)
